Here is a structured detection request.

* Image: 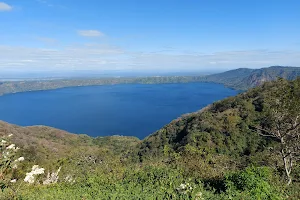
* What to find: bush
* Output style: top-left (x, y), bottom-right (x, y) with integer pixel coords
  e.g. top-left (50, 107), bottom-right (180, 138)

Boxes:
top-left (19, 166), bottom-right (208, 199)
top-left (224, 166), bottom-right (283, 200)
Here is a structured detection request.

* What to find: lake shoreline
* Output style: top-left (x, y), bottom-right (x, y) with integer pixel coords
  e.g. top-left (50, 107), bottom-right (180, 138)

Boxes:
top-left (0, 82), bottom-right (237, 138)
top-left (0, 80), bottom-right (237, 97)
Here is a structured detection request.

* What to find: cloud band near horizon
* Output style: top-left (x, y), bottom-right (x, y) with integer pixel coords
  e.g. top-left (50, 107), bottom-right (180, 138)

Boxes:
top-left (0, 43), bottom-right (299, 72)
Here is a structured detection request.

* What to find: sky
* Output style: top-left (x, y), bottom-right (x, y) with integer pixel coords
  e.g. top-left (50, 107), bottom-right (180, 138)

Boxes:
top-left (0, 0), bottom-right (300, 75)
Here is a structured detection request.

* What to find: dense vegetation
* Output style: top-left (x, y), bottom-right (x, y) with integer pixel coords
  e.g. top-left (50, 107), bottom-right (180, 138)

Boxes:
top-left (0, 66), bottom-right (299, 96)
top-left (0, 77), bottom-right (300, 199)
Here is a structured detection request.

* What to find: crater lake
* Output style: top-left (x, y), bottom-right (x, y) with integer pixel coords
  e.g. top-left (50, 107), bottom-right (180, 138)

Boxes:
top-left (0, 82), bottom-right (237, 139)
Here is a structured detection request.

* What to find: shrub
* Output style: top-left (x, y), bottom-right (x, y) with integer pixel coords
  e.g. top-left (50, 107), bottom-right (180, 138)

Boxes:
top-left (224, 166), bottom-right (283, 200)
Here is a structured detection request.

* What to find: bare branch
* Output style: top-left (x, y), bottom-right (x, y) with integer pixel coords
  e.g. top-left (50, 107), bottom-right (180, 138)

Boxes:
top-left (251, 126), bottom-right (279, 139)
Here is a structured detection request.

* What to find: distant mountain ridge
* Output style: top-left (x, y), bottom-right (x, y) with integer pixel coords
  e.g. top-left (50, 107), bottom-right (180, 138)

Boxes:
top-left (204, 66), bottom-right (300, 90)
top-left (0, 66), bottom-right (299, 95)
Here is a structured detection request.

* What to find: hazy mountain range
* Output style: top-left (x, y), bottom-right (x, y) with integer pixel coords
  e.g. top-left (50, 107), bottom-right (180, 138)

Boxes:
top-left (0, 66), bottom-right (299, 96)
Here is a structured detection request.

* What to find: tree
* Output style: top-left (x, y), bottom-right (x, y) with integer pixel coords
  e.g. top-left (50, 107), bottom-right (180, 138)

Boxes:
top-left (256, 78), bottom-right (300, 185)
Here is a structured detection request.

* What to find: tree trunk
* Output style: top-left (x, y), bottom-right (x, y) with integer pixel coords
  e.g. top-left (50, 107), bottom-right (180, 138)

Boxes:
top-left (282, 149), bottom-right (292, 185)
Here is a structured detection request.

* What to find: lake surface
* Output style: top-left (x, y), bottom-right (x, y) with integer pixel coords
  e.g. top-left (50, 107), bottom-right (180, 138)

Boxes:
top-left (0, 83), bottom-right (237, 139)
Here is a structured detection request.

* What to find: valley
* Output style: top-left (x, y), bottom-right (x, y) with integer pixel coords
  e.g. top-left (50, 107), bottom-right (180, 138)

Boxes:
top-left (1, 77), bottom-right (299, 199)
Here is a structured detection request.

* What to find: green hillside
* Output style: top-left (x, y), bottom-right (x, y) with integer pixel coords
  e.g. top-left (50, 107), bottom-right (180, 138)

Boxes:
top-left (203, 66), bottom-right (300, 90)
top-left (0, 121), bottom-right (140, 164)
top-left (1, 78), bottom-right (300, 199)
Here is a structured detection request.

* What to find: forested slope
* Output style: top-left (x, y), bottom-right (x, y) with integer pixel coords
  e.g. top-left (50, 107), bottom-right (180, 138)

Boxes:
top-left (1, 78), bottom-right (300, 199)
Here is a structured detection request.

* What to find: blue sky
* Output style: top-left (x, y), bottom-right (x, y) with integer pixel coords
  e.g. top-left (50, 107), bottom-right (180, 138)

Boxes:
top-left (0, 0), bottom-right (300, 73)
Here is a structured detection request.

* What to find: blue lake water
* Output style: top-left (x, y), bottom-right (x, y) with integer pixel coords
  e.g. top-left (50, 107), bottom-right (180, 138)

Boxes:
top-left (0, 83), bottom-right (237, 139)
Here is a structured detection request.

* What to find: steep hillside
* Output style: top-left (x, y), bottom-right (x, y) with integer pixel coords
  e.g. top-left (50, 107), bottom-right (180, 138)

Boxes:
top-left (0, 121), bottom-right (140, 165)
top-left (204, 68), bottom-right (255, 87)
top-left (137, 77), bottom-right (300, 164)
top-left (205, 66), bottom-right (300, 90)
top-left (237, 66), bottom-right (300, 89)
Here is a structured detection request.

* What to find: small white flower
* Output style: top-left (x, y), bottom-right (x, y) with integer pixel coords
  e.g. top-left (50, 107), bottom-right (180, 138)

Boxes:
top-left (195, 192), bottom-right (204, 200)
top-left (8, 134), bottom-right (13, 137)
top-left (1, 139), bottom-right (7, 144)
top-left (24, 173), bottom-right (35, 184)
top-left (12, 164), bottom-right (18, 169)
top-left (17, 157), bottom-right (25, 162)
top-left (31, 165), bottom-right (45, 175)
top-left (64, 175), bottom-right (74, 183)
top-left (24, 165), bottom-right (45, 184)
top-left (6, 144), bottom-right (15, 150)
top-left (177, 183), bottom-right (192, 194)
top-left (10, 179), bottom-right (17, 183)
top-left (178, 183), bottom-right (187, 189)
top-left (4, 151), bottom-right (10, 157)
top-left (43, 167), bottom-right (61, 185)
top-left (57, 166), bottom-right (61, 173)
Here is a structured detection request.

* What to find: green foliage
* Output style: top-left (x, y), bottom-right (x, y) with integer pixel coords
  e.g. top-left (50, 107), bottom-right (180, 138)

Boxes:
top-left (137, 79), bottom-right (276, 163)
top-left (92, 135), bottom-right (140, 155)
top-left (19, 166), bottom-right (209, 200)
top-left (224, 167), bottom-right (283, 200)
top-left (1, 78), bottom-right (300, 199)
top-left (0, 134), bottom-right (23, 197)
top-left (257, 77), bottom-right (300, 184)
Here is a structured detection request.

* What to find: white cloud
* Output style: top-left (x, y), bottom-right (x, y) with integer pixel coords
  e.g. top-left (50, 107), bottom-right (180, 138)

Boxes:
top-left (0, 44), bottom-right (299, 72)
top-left (0, 2), bottom-right (12, 11)
top-left (36, 0), bottom-right (66, 8)
top-left (36, 0), bottom-right (52, 7)
top-left (77, 30), bottom-right (105, 37)
top-left (0, 44), bottom-right (124, 71)
top-left (127, 50), bottom-right (300, 70)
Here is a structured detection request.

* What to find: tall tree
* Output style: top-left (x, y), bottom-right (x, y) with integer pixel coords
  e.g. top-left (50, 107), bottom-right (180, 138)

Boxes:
top-left (256, 78), bottom-right (300, 185)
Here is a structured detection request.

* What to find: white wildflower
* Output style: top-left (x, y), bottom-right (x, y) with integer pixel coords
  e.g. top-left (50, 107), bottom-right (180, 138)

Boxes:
top-left (31, 165), bottom-right (45, 175)
top-left (24, 173), bottom-right (35, 184)
top-left (1, 139), bottom-right (7, 144)
top-left (178, 183), bottom-right (191, 190)
top-left (177, 183), bottom-right (192, 194)
top-left (12, 157), bottom-right (24, 169)
top-left (195, 192), bottom-right (204, 200)
top-left (8, 134), bottom-right (13, 137)
top-left (24, 165), bottom-right (45, 184)
top-left (10, 179), bottom-right (17, 183)
top-left (17, 157), bottom-right (25, 162)
top-left (43, 167), bottom-right (61, 185)
top-left (3, 151), bottom-right (9, 158)
top-left (6, 144), bottom-right (15, 150)
top-left (178, 184), bottom-right (183, 190)
top-left (64, 175), bottom-right (75, 183)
